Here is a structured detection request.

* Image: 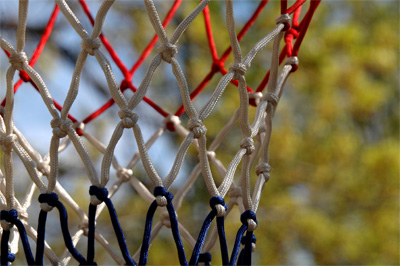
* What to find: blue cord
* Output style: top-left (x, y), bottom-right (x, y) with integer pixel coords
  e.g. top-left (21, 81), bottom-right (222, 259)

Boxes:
top-left (1, 228), bottom-right (10, 266)
top-left (238, 234), bottom-right (256, 265)
top-left (87, 203), bottom-right (97, 265)
top-left (189, 196), bottom-right (227, 266)
top-left (140, 186), bottom-right (187, 266)
top-left (216, 216), bottom-right (229, 265)
top-left (89, 186), bottom-right (136, 266)
top-left (0, 209), bottom-right (34, 265)
top-left (198, 252), bottom-right (212, 265)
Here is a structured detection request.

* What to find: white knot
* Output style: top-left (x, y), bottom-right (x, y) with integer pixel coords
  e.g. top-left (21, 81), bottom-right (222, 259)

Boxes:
top-left (266, 93), bottom-right (279, 106)
top-left (156, 196), bottom-right (167, 207)
top-left (51, 118), bottom-right (72, 138)
top-left (160, 211), bottom-right (171, 228)
top-left (207, 151), bottom-right (216, 160)
top-left (215, 204), bottom-right (226, 217)
top-left (188, 118), bottom-right (207, 139)
top-left (157, 43), bottom-right (178, 63)
top-left (275, 14), bottom-right (291, 30)
top-left (240, 137), bottom-right (255, 155)
top-left (0, 134), bottom-right (17, 152)
top-left (247, 219), bottom-right (258, 232)
top-left (255, 163), bottom-right (271, 182)
top-left (9, 52), bottom-right (28, 70)
top-left (228, 187), bottom-right (242, 198)
top-left (40, 202), bottom-right (53, 212)
top-left (73, 122), bottom-right (85, 132)
top-left (81, 38), bottom-right (101, 56)
top-left (116, 168), bottom-right (133, 182)
top-left (229, 62), bottom-right (247, 80)
top-left (90, 195), bottom-right (103, 206)
top-left (285, 56), bottom-right (299, 66)
top-left (118, 108), bottom-right (138, 128)
top-left (249, 92), bottom-right (263, 106)
top-left (1, 220), bottom-right (13, 231)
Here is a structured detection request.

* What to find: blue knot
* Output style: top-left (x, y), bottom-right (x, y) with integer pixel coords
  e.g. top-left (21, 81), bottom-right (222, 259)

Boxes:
top-left (38, 192), bottom-right (59, 207)
top-left (241, 234), bottom-right (256, 245)
top-left (7, 253), bottom-right (16, 262)
top-left (240, 210), bottom-right (258, 226)
top-left (153, 186), bottom-right (173, 202)
top-left (89, 186), bottom-right (109, 202)
top-left (198, 252), bottom-right (212, 263)
top-left (0, 209), bottom-right (18, 223)
top-left (209, 196), bottom-right (227, 211)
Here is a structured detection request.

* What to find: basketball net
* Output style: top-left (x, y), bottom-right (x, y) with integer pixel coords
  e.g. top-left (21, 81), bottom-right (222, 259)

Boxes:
top-left (0, 0), bottom-right (320, 265)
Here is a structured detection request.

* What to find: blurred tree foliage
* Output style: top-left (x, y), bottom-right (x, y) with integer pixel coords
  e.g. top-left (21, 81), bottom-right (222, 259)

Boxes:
top-left (1, 0), bottom-right (398, 265)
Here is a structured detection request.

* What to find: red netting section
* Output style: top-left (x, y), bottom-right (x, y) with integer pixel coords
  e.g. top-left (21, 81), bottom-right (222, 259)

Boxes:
top-left (1, 0), bottom-right (320, 132)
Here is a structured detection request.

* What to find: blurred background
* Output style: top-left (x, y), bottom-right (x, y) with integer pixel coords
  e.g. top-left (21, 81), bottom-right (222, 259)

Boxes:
top-left (0, 0), bottom-right (399, 265)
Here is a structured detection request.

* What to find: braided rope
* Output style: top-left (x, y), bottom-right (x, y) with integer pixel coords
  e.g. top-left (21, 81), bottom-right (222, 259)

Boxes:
top-left (0, 0), bottom-right (320, 264)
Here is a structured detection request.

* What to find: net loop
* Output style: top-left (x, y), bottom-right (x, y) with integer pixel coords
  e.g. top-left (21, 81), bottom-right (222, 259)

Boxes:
top-left (51, 118), bottom-right (72, 138)
top-left (118, 108), bottom-right (138, 129)
top-left (285, 56), bottom-right (299, 72)
top-left (265, 93), bottom-right (279, 108)
top-left (240, 210), bottom-right (258, 232)
top-left (229, 62), bottom-right (247, 80)
top-left (188, 118), bottom-right (206, 139)
top-left (116, 168), bottom-right (133, 182)
top-left (211, 60), bottom-right (225, 73)
top-left (0, 133), bottom-right (17, 152)
top-left (255, 163), bottom-right (271, 182)
top-left (36, 159), bottom-right (50, 175)
top-left (38, 192), bottom-right (59, 212)
top-left (240, 137), bottom-right (255, 155)
top-left (80, 37), bottom-right (101, 56)
top-left (0, 209), bottom-right (18, 231)
top-left (164, 115), bottom-right (181, 132)
top-left (275, 13), bottom-right (291, 31)
top-left (153, 186), bottom-right (173, 207)
top-left (209, 196), bottom-right (227, 217)
top-left (198, 252), bottom-right (212, 265)
top-left (9, 52), bottom-right (28, 70)
top-left (157, 42), bottom-right (178, 64)
top-left (89, 186), bottom-right (109, 206)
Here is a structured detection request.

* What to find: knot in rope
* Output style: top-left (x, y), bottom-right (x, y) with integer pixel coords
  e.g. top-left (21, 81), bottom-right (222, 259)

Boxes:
top-left (80, 37), bottom-right (101, 56)
top-left (240, 210), bottom-right (258, 232)
top-left (275, 13), bottom-right (291, 31)
top-left (285, 28), bottom-right (299, 41)
top-left (153, 186), bottom-right (173, 207)
top-left (51, 118), bottom-right (72, 138)
top-left (240, 137), bottom-right (255, 155)
top-left (118, 108), bottom-right (138, 129)
top-left (0, 134), bottom-right (17, 152)
top-left (157, 43), bottom-right (178, 64)
top-left (229, 62), bottom-right (247, 80)
top-left (285, 56), bottom-right (299, 72)
top-left (6, 253), bottom-right (16, 263)
top-left (164, 115), bottom-right (181, 132)
top-left (255, 163), bottom-right (271, 182)
top-left (211, 60), bottom-right (225, 73)
top-left (188, 118), bottom-right (207, 139)
top-left (160, 211), bottom-right (171, 228)
top-left (89, 186), bottom-right (109, 206)
top-left (9, 52), bottom-right (28, 70)
top-left (198, 253), bottom-right (212, 264)
top-left (209, 196), bottom-right (227, 217)
top-left (228, 187), bottom-right (242, 198)
top-left (0, 209), bottom-right (18, 231)
top-left (117, 168), bottom-right (133, 182)
top-left (38, 192), bottom-right (59, 212)
top-left (266, 93), bottom-right (279, 107)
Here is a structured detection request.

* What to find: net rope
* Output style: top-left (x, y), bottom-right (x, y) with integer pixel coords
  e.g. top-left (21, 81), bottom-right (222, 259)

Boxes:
top-left (0, 0), bottom-right (320, 265)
